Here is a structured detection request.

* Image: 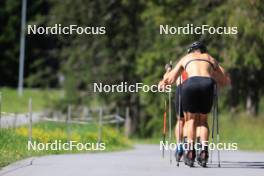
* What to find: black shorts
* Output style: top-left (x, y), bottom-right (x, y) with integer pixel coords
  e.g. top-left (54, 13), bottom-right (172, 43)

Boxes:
top-left (175, 85), bottom-right (184, 118)
top-left (182, 76), bottom-right (216, 114)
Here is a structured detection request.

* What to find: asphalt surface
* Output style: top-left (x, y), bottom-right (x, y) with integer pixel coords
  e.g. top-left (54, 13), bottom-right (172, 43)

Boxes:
top-left (1, 144), bottom-right (264, 176)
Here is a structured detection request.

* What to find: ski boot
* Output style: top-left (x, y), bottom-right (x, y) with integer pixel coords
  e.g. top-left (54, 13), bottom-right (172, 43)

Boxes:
top-left (184, 143), bottom-right (196, 167)
top-left (195, 137), bottom-right (202, 159)
top-left (175, 143), bottom-right (184, 162)
top-left (197, 147), bottom-right (209, 167)
top-left (184, 150), bottom-right (196, 167)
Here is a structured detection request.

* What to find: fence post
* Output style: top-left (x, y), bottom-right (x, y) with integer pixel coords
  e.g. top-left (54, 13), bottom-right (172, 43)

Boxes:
top-left (86, 107), bottom-right (90, 121)
top-left (124, 107), bottom-right (131, 138)
top-left (13, 112), bottom-right (18, 128)
top-left (115, 107), bottom-right (120, 131)
top-left (82, 106), bottom-right (88, 120)
top-left (66, 105), bottom-right (71, 143)
top-left (28, 98), bottom-right (32, 142)
top-left (0, 92), bottom-right (2, 128)
top-left (98, 107), bottom-right (103, 143)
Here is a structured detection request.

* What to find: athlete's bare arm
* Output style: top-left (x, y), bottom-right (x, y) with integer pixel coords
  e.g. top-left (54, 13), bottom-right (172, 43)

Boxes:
top-left (162, 58), bottom-right (184, 85)
top-left (210, 56), bottom-right (230, 87)
top-left (159, 59), bottom-right (183, 88)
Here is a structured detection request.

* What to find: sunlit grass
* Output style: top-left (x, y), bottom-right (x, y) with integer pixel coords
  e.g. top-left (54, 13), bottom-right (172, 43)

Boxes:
top-left (0, 87), bottom-right (62, 113)
top-left (217, 112), bottom-right (264, 151)
top-left (0, 121), bottom-right (132, 168)
top-left (133, 112), bottom-right (264, 151)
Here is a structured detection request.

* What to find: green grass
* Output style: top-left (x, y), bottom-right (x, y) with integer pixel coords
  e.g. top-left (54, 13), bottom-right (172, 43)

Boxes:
top-left (0, 121), bottom-right (132, 168)
top-left (133, 113), bottom-right (264, 151)
top-left (0, 88), bottom-right (62, 113)
top-left (217, 112), bottom-right (264, 151)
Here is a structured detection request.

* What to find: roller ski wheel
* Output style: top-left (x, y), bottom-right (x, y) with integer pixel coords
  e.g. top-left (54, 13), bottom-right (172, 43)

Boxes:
top-left (197, 150), bottom-right (208, 168)
top-left (184, 150), bottom-right (195, 167)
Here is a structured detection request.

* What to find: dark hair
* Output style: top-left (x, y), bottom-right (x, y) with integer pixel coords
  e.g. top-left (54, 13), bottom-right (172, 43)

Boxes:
top-left (187, 41), bottom-right (207, 53)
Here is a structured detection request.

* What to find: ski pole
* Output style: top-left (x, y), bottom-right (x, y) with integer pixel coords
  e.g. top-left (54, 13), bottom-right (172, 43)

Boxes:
top-left (162, 99), bottom-right (167, 158)
top-left (176, 76), bottom-right (182, 167)
top-left (215, 85), bottom-right (221, 167)
top-left (210, 86), bottom-right (216, 164)
top-left (164, 61), bottom-right (173, 164)
top-left (162, 61), bottom-right (172, 158)
top-left (168, 61), bottom-right (173, 164)
top-left (169, 85), bottom-right (172, 164)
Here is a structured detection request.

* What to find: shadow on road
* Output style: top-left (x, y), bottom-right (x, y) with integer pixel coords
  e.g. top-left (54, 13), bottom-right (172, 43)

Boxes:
top-left (212, 161), bottom-right (264, 169)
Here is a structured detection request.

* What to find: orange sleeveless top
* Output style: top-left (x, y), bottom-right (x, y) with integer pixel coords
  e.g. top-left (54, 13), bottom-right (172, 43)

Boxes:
top-left (181, 70), bottom-right (188, 81)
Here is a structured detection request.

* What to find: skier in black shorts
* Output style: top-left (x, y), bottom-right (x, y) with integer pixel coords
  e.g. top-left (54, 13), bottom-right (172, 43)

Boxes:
top-left (159, 41), bottom-right (230, 167)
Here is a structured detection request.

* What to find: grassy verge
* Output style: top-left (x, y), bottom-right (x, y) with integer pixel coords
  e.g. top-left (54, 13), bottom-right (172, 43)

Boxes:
top-left (217, 112), bottom-right (264, 151)
top-left (0, 121), bottom-right (132, 168)
top-left (133, 113), bottom-right (264, 151)
top-left (0, 88), bottom-right (62, 113)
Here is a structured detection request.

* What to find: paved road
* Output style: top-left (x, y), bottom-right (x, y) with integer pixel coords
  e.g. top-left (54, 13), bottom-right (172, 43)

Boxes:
top-left (1, 145), bottom-right (264, 176)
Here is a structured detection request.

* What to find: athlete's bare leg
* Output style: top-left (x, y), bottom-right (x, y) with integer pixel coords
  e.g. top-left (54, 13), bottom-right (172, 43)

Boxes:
top-left (175, 118), bottom-right (184, 142)
top-left (198, 114), bottom-right (209, 146)
top-left (183, 112), bottom-right (198, 165)
top-left (196, 113), bottom-right (209, 166)
top-left (196, 114), bottom-right (201, 141)
top-left (184, 112), bottom-right (198, 144)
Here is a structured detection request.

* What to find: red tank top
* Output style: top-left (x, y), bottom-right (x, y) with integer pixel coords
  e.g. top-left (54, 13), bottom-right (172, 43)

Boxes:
top-left (181, 70), bottom-right (188, 81)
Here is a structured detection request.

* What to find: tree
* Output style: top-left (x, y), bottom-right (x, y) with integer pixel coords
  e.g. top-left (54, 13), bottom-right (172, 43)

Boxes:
top-left (0, 0), bottom-right (21, 86)
top-left (0, 0), bottom-right (58, 88)
top-left (205, 0), bottom-right (264, 116)
top-left (48, 0), bottom-right (144, 134)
